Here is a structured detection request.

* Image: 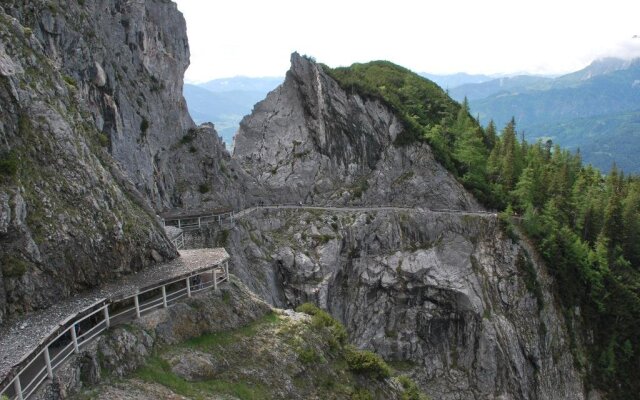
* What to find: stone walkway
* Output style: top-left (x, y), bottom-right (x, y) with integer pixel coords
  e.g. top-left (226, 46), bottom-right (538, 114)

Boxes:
top-left (0, 248), bottom-right (229, 384)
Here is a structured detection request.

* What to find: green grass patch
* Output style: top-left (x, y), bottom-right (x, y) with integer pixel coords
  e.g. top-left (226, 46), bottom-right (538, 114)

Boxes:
top-left (352, 177), bottom-right (369, 199)
top-left (198, 183), bottom-right (210, 194)
top-left (62, 75), bottom-right (76, 87)
top-left (387, 360), bottom-right (417, 372)
top-left (184, 312), bottom-right (279, 351)
top-left (297, 346), bottom-right (321, 364)
top-left (180, 128), bottom-right (197, 145)
top-left (136, 356), bottom-right (268, 400)
top-left (97, 132), bottom-right (110, 147)
top-left (351, 387), bottom-right (374, 400)
top-left (398, 375), bottom-right (431, 400)
top-left (296, 303), bottom-right (348, 347)
top-left (1, 255), bottom-right (29, 277)
top-left (312, 234), bottom-right (335, 245)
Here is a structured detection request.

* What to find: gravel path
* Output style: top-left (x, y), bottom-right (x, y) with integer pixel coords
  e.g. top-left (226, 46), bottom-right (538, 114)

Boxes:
top-left (0, 248), bottom-right (229, 384)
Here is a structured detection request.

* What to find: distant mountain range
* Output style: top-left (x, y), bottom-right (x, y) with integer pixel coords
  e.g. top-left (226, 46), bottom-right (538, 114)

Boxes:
top-left (418, 72), bottom-right (496, 89)
top-left (184, 58), bottom-right (640, 172)
top-left (448, 57), bottom-right (640, 173)
top-left (184, 77), bottom-right (283, 147)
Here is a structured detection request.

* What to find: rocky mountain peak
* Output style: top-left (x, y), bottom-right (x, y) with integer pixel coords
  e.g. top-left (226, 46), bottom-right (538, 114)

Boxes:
top-left (233, 52), bottom-right (479, 210)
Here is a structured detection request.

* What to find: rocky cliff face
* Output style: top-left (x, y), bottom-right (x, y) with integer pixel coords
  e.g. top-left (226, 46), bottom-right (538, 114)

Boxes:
top-left (233, 53), bottom-right (480, 210)
top-left (185, 54), bottom-right (587, 399)
top-left (0, 5), bottom-right (181, 324)
top-left (206, 209), bottom-right (586, 400)
top-left (0, 0), bottom-right (255, 324)
top-left (0, 2), bottom-right (590, 397)
top-left (1, 0), bottom-right (247, 211)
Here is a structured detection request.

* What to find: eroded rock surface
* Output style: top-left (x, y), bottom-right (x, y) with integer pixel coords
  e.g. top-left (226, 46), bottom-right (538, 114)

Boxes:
top-left (209, 209), bottom-right (586, 400)
top-left (0, 6), bottom-right (177, 323)
top-left (234, 53), bottom-right (480, 210)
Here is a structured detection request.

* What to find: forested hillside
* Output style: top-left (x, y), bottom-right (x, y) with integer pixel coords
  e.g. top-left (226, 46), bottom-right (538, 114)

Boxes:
top-left (451, 58), bottom-right (640, 172)
top-left (325, 60), bottom-right (640, 399)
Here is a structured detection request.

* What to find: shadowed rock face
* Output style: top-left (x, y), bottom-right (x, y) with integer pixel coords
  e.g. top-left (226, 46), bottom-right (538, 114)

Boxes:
top-left (233, 53), bottom-right (480, 210)
top-left (0, 0), bottom-right (258, 323)
top-left (0, 3), bottom-right (182, 324)
top-left (1, 0), bottom-right (250, 212)
top-left (195, 209), bottom-right (586, 400)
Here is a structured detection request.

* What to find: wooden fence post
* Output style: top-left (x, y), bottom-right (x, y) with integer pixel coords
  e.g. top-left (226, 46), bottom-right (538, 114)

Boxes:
top-left (103, 306), bottom-right (110, 328)
top-left (134, 294), bottom-right (141, 318)
top-left (70, 324), bottom-right (79, 352)
top-left (13, 375), bottom-right (23, 400)
top-left (162, 286), bottom-right (168, 308)
top-left (44, 346), bottom-right (53, 379)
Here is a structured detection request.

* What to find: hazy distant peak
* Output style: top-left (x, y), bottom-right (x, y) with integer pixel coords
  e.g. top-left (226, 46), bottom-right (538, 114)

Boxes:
top-left (569, 57), bottom-right (640, 81)
top-left (199, 76), bottom-right (284, 93)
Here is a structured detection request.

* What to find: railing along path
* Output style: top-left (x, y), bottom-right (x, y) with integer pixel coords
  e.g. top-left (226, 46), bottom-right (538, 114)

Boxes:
top-left (0, 250), bottom-right (229, 400)
top-left (162, 204), bottom-right (497, 231)
top-left (2, 204), bottom-right (497, 399)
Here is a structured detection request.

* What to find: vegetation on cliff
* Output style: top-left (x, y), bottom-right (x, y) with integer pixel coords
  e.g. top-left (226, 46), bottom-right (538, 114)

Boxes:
top-left (90, 298), bottom-right (428, 400)
top-left (325, 60), bottom-right (640, 398)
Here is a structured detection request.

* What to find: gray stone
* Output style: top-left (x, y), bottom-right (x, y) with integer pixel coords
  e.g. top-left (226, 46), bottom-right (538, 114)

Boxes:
top-left (89, 62), bottom-right (106, 87)
top-left (79, 352), bottom-right (101, 385)
top-left (98, 326), bottom-right (155, 378)
top-left (216, 209), bottom-right (586, 400)
top-left (169, 350), bottom-right (220, 381)
top-left (0, 2), bottom-right (179, 323)
top-left (234, 53), bottom-right (480, 211)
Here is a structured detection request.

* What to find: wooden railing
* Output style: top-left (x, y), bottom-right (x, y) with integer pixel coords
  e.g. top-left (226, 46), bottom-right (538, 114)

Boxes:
top-left (165, 204), bottom-right (497, 226)
top-left (162, 211), bottom-right (235, 231)
top-left (171, 231), bottom-right (185, 250)
top-left (0, 262), bottom-right (229, 400)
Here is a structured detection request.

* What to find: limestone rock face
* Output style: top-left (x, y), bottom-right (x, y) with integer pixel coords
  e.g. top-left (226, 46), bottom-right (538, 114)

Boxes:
top-left (2, 0), bottom-right (244, 211)
top-left (234, 53), bottom-right (480, 210)
top-left (0, 4), bottom-right (181, 324)
top-left (217, 209), bottom-right (586, 400)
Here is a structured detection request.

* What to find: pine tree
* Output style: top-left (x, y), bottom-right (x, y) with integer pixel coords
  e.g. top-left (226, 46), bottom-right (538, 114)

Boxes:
top-left (499, 118), bottom-right (519, 192)
top-left (484, 120), bottom-right (497, 149)
top-left (622, 184), bottom-right (640, 267)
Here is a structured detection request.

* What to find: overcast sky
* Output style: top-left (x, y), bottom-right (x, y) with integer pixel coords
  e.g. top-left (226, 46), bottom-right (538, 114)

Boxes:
top-left (174, 0), bottom-right (640, 83)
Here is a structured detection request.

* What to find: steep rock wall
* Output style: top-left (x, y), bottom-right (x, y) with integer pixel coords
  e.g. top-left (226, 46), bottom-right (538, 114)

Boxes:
top-left (0, 6), bottom-right (183, 324)
top-left (2, 0), bottom-right (246, 211)
top-left (233, 53), bottom-right (480, 210)
top-left (203, 209), bottom-right (586, 400)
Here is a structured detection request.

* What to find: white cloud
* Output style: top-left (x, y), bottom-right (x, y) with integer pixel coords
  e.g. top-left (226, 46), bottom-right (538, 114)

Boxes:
top-left (174, 0), bottom-right (640, 82)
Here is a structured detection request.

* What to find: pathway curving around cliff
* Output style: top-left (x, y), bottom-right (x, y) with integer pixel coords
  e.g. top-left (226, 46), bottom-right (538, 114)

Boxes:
top-left (0, 250), bottom-right (230, 400)
top-left (162, 204), bottom-right (498, 231)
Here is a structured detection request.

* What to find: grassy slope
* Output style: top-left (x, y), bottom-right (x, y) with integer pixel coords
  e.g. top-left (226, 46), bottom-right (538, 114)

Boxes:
top-left (84, 306), bottom-right (428, 400)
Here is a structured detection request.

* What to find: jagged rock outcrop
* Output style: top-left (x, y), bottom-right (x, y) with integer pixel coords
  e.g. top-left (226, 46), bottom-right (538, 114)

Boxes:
top-left (0, 0), bottom-right (257, 323)
top-left (233, 53), bottom-right (480, 210)
top-left (1, 0), bottom-right (248, 211)
top-left (210, 209), bottom-right (586, 400)
top-left (0, 7), bottom-right (178, 324)
top-left (184, 53), bottom-right (587, 399)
